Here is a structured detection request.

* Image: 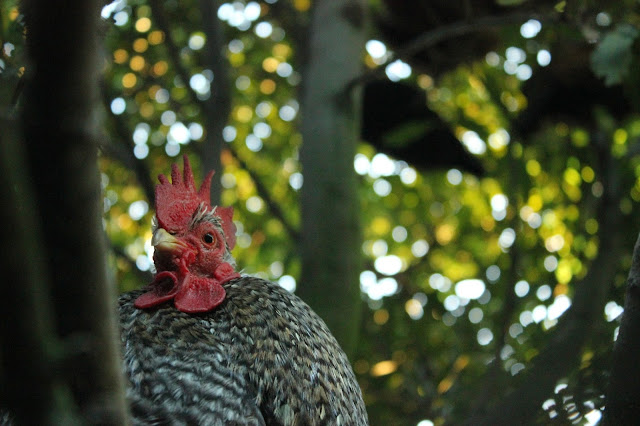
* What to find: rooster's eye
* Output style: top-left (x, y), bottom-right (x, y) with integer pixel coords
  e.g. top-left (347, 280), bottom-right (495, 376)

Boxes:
top-left (203, 233), bottom-right (215, 244)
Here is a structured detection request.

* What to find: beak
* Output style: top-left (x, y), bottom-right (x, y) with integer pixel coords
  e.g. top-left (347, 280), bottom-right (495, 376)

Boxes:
top-left (152, 228), bottom-right (188, 253)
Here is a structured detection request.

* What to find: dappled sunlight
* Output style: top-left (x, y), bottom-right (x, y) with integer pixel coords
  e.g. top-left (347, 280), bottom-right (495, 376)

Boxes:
top-left (455, 279), bottom-right (486, 300)
top-left (81, 0), bottom-right (640, 422)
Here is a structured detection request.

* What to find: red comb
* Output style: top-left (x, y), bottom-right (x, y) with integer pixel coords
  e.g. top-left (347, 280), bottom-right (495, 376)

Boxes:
top-left (155, 155), bottom-right (215, 232)
top-left (216, 206), bottom-right (237, 250)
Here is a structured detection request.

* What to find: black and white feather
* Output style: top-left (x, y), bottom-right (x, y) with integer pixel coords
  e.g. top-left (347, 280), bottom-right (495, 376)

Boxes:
top-left (119, 276), bottom-right (368, 425)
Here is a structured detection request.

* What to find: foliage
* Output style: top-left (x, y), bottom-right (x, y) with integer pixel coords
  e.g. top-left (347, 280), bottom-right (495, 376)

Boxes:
top-left (590, 24), bottom-right (639, 86)
top-left (4, 0), bottom-right (640, 423)
top-left (98, 0), bottom-right (304, 291)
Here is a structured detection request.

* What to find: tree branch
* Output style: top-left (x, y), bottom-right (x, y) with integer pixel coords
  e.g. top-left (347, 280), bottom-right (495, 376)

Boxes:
top-left (148, 0), bottom-right (201, 108)
top-left (265, 0), bottom-right (309, 68)
top-left (228, 147), bottom-right (300, 242)
top-left (466, 143), bottom-right (527, 414)
top-left (110, 242), bottom-right (154, 284)
top-left (100, 88), bottom-right (156, 205)
top-left (349, 11), bottom-right (553, 90)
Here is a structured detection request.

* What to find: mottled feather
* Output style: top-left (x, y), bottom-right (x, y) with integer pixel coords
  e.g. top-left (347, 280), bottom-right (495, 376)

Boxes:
top-left (119, 276), bottom-right (368, 425)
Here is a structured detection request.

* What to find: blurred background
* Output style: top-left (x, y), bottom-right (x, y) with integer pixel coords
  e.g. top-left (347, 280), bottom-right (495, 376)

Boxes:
top-left (2, 0), bottom-right (640, 424)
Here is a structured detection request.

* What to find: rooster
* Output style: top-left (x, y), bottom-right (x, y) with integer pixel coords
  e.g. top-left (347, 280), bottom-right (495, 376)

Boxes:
top-left (119, 156), bottom-right (368, 425)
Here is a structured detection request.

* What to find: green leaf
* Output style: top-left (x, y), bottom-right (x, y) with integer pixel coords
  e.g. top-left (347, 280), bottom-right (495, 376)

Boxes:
top-left (495, 0), bottom-right (528, 6)
top-left (554, 1), bottom-right (566, 13)
top-left (590, 24), bottom-right (639, 86)
top-left (382, 120), bottom-right (434, 148)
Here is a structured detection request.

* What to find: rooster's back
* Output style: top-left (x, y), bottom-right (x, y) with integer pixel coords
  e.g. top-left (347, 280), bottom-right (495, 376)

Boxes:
top-left (119, 275), bottom-right (368, 425)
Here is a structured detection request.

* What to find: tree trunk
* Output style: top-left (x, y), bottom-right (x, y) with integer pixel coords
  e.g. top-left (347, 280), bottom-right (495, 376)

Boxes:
top-left (298, 0), bottom-right (367, 359)
top-left (604, 231), bottom-right (640, 424)
top-left (20, 0), bottom-right (128, 423)
top-left (0, 118), bottom-right (79, 425)
top-left (199, 0), bottom-right (231, 205)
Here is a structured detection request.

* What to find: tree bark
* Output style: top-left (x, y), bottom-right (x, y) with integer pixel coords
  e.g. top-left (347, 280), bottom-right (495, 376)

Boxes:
top-left (603, 232), bottom-right (640, 424)
top-left (20, 0), bottom-right (128, 423)
top-left (298, 0), bottom-right (367, 359)
top-left (199, 0), bottom-right (231, 206)
top-left (0, 118), bottom-right (79, 425)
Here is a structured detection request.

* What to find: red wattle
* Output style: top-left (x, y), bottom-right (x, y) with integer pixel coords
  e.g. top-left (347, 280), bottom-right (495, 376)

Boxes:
top-left (135, 263), bottom-right (240, 313)
top-left (134, 271), bottom-right (180, 309)
top-left (174, 274), bottom-right (226, 313)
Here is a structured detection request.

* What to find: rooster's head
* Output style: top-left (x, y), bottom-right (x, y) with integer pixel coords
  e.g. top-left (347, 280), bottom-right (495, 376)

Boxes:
top-left (134, 156), bottom-right (240, 313)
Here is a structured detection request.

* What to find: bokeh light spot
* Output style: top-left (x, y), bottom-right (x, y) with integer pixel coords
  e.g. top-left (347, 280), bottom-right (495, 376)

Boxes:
top-left (110, 97), bottom-right (126, 115)
top-left (260, 79), bottom-right (276, 94)
top-left (537, 50), bottom-right (551, 66)
top-left (133, 38), bottom-right (148, 53)
top-left (255, 22), bottom-right (273, 38)
top-left (477, 328), bottom-right (493, 345)
top-left (386, 60), bottom-right (412, 81)
top-left (405, 299), bottom-right (424, 320)
top-left (514, 280), bottom-right (530, 297)
top-left (461, 130), bottom-right (486, 154)
top-left (278, 275), bottom-right (296, 292)
top-left (189, 33), bottom-right (206, 50)
top-left (135, 17), bottom-right (152, 33)
top-left (455, 279), bottom-right (486, 300)
top-left (122, 72), bottom-right (137, 88)
top-left (411, 240), bottom-right (429, 257)
top-left (148, 30), bottom-right (164, 45)
top-left (520, 19), bottom-right (542, 38)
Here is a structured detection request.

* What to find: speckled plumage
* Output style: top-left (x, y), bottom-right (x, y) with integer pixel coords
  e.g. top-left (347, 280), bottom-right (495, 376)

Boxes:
top-left (121, 157), bottom-right (367, 424)
top-left (119, 276), bottom-right (369, 425)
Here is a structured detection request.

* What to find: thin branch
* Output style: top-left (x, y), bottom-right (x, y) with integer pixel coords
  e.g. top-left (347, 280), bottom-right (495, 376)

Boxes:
top-left (100, 87), bottom-right (156, 205)
top-left (265, 0), bottom-right (309, 68)
top-left (349, 12), bottom-right (554, 90)
top-left (10, 74), bottom-right (25, 108)
top-left (228, 146), bottom-right (300, 242)
top-left (148, 0), bottom-right (201, 107)
top-left (397, 12), bottom-right (550, 62)
top-left (466, 245), bottom-right (523, 415)
top-left (470, 143), bottom-right (526, 412)
top-left (110, 242), bottom-right (153, 284)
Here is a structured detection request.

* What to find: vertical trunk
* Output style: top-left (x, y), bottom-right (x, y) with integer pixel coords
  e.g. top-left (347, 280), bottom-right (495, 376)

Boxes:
top-left (0, 119), bottom-right (78, 425)
top-left (199, 0), bottom-right (231, 206)
top-left (20, 0), bottom-right (128, 422)
top-left (604, 231), bottom-right (640, 424)
top-left (299, 0), bottom-right (367, 358)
